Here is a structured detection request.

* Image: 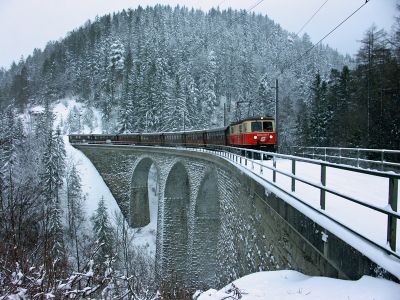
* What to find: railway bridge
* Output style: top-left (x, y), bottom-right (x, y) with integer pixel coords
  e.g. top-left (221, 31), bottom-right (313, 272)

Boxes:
top-left (72, 143), bottom-right (399, 289)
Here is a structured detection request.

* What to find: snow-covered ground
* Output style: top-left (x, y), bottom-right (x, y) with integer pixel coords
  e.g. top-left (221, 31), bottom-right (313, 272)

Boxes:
top-left (247, 157), bottom-right (400, 253)
top-left (197, 270), bottom-right (400, 300)
top-left (50, 99), bottom-right (400, 299)
top-left (201, 150), bottom-right (400, 278)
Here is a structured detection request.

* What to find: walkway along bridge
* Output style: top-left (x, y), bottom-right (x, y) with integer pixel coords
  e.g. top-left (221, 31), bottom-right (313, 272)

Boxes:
top-left (71, 142), bottom-right (400, 288)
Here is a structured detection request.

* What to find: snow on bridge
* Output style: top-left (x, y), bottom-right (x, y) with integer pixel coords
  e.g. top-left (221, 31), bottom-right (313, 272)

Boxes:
top-left (192, 146), bottom-right (400, 278)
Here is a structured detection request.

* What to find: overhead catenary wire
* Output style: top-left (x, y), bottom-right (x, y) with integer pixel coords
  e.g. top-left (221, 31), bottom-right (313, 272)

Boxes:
top-left (296, 0), bottom-right (329, 36)
top-left (217, 0), bottom-right (226, 7)
top-left (280, 0), bottom-right (371, 74)
top-left (247, 0), bottom-right (266, 12)
top-left (217, 0), bottom-right (265, 12)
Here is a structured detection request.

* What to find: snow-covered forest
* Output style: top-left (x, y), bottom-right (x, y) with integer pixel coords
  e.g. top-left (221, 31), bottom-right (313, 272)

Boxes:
top-left (0, 102), bottom-right (157, 298)
top-left (1, 6), bottom-right (398, 149)
top-left (0, 6), bottom-right (350, 141)
top-left (1, 4), bottom-right (400, 299)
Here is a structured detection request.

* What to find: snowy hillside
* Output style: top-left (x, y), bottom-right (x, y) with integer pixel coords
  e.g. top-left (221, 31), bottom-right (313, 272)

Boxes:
top-left (52, 98), bottom-right (158, 255)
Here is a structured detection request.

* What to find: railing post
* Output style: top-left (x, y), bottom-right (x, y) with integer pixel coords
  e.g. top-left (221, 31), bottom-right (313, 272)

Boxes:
top-left (387, 177), bottom-right (398, 251)
top-left (381, 150), bottom-right (385, 171)
top-left (357, 149), bottom-right (360, 168)
top-left (320, 165), bottom-right (326, 210)
top-left (291, 159), bottom-right (296, 192)
top-left (273, 157), bottom-right (277, 183)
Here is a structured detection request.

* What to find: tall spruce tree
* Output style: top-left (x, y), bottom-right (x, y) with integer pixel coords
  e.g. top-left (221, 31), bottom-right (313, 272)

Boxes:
top-left (66, 162), bottom-right (86, 271)
top-left (308, 73), bottom-right (329, 146)
top-left (91, 197), bottom-right (115, 272)
top-left (39, 118), bottom-right (66, 284)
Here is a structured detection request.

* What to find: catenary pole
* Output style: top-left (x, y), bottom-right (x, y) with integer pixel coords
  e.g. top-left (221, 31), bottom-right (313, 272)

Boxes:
top-left (275, 78), bottom-right (279, 152)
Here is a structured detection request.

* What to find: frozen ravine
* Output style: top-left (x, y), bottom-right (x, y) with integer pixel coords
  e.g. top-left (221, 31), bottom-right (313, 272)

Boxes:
top-left (64, 136), bottom-right (158, 256)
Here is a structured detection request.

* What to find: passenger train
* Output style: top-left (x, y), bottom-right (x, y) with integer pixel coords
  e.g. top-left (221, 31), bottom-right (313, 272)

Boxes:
top-left (68, 116), bottom-right (277, 152)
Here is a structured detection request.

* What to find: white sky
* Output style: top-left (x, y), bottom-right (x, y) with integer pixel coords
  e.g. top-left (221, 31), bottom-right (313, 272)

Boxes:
top-left (0, 0), bottom-right (397, 69)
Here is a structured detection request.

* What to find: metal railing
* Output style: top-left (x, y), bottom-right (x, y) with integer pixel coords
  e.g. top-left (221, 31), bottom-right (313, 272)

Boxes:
top-left (190, 145), bottom-right (399, 258)
top-left (291, 146), bottom-right (400, 172)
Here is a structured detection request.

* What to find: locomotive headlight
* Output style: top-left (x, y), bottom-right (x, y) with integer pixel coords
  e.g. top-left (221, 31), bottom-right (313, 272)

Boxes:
top-left (269, 135), bottom-right (273, 139)
top-left (253, 135), bottom-right (258, 140)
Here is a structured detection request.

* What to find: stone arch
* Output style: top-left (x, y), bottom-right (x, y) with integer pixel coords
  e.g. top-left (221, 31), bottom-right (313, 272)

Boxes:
top-left (130, 157), bottom-right (157, 228)
top-left (163, 161), bottom-right (190, 283)
top-left (192, 169), bottom-right (220, 288)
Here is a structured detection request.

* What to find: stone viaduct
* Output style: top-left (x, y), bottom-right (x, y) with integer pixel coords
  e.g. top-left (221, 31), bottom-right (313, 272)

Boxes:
top-left (73, 144), bottom-right (395, 289)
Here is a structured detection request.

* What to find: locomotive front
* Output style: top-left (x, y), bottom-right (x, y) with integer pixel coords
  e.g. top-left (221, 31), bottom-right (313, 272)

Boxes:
top-left (228, 116), bottom-right (276, 151)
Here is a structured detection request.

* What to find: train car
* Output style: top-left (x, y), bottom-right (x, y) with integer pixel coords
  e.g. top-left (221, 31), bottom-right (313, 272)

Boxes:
top-left (68, 134), bottom-right (118, 144)
top-left (141, 133), bottom-right (164, 146)
top-left (227, 116), bottom-right (276, 151)
top-left (182, 130), bottom-right (206, 147)
top-left (163, 132), bottom-right (186, 146)
top-left (117, 133), bottom-right (141, 145)
top-left (205, 127), bottom-right (228, 146)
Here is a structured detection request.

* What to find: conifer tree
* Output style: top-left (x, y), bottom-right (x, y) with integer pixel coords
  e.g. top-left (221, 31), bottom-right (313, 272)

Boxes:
top-left (66, 162), bottom-right (86, 271)
top-left (309, 73), bottom-right (329, 146)
top-left (39, 121), bottom-right (66, 285)
top-left (91, 197), bottom-right (115, 272)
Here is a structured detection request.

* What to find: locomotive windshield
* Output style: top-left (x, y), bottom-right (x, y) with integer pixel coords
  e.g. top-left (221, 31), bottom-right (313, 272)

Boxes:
top-left (263, 121), bottom-right (273, 132)
top-left (251, 121), bottom-right (273, 132)
top-left (251, 122), bottom-right (262, 132)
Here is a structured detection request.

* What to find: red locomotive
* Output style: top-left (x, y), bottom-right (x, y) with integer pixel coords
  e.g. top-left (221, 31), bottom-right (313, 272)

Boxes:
top-left (227, 116), bottom-right (276, 152)
top-left (69, 116), bottom-right (277, 152)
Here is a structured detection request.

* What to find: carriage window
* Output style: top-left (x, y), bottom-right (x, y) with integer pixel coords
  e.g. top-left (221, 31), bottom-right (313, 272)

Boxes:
top-left (251, 122), bottom-right (262, 132)
top-left (239, 125), bottom-right (243, 133)
top-left (263, 121), bottom-right (273, 132)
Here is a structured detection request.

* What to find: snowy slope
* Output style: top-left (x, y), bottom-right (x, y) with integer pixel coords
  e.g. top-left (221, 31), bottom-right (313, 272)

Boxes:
top-left (197, 270), bottom-right (400, 300)
top-left (53, 99), bottom-right (157, 255)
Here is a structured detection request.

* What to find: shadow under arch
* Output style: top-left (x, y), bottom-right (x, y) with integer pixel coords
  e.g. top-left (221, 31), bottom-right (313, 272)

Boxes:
top-left (192, 169), bottom-right (220, 288)
top-left (130, 157), bottom-right (156, 228)
top-left (163, 161), bottom-right (190, 283)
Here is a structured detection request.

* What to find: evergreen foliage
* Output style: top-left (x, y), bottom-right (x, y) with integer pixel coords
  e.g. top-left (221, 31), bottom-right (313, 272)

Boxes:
top-left (0, 5), bottom-right (349, 136)
top-left (298, 23), bottom-right (400, 149)
top-left (91, 197), bottom-right (115, 271)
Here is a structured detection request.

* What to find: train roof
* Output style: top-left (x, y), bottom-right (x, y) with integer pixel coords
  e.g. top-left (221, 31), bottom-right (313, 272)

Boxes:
top-left (230, 116), bottom-right (275, 126)
top-left (68, 127), bottom-right (228, 137)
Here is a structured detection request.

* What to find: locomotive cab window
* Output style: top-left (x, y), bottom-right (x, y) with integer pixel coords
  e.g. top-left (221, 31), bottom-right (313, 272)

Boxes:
top-left (244, 123), bottom-right (248, 132)
top-left (251, 122), bottom-right (262, 132)
top-left (263, 121), bottom-right (273, 132)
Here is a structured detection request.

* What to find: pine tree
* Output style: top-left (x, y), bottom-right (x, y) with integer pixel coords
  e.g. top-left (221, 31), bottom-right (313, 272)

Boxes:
top-left (198, 50), bottom-right (218, 128)
top-left (309, 73), bottom-right (330, 146)
top-left (10, 64), bottom-right (29, 112)
top-left (66, 162), bottom-right (86, 271)
top-left (91, 197), bottom-right (115, 272)
top-left (39, 124), bottom-right (66, 285)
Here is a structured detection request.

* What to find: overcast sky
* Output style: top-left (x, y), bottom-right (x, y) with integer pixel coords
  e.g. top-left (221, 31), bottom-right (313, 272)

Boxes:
top-left (0, 0), bottom-right (397, 69)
